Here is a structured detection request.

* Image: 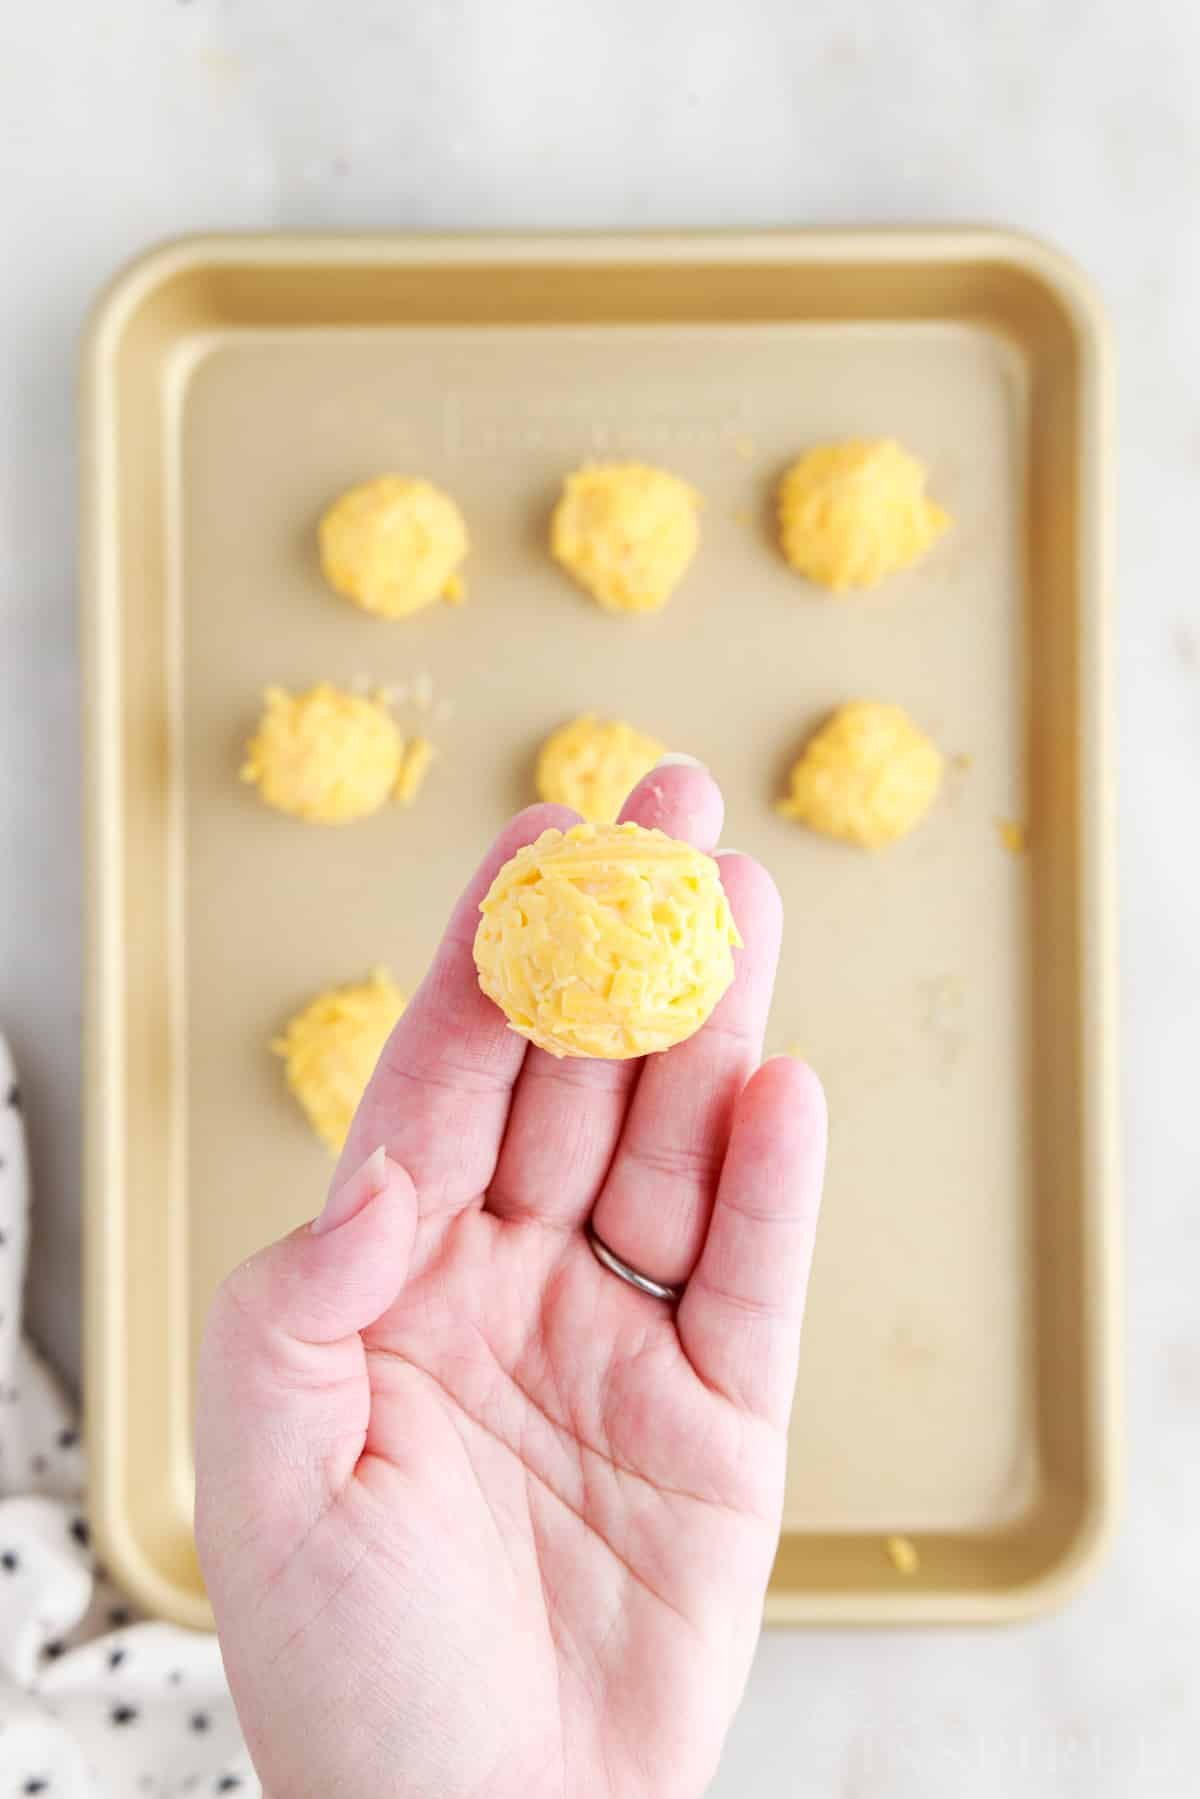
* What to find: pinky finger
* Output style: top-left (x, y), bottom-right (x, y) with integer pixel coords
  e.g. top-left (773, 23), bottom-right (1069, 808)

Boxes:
top-left (676, 1057), bottom-right (827, 1429)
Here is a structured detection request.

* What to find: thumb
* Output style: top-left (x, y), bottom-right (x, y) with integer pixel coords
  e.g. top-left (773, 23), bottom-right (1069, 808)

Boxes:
top-left (195, 1149), bottom-right (417, 1573)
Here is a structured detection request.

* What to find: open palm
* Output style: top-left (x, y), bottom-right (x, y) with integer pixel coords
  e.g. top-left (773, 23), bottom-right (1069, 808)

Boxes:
top-left (196, 765), bottom-right (826, 1799)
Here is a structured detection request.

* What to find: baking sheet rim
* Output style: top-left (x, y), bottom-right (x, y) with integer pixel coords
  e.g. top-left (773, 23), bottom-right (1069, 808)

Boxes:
top-left (81, 226), bottom-right (1121, 1631)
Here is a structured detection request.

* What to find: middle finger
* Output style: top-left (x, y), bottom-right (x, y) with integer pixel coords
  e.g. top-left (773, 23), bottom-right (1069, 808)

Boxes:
top-left (486, 759), bottom-right (724, 1227)
top-left (587, 852), bottom-right (783, 1287)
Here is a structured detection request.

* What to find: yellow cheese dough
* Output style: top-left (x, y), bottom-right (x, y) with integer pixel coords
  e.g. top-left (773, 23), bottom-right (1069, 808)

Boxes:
top-left (474, 821), bottom-right (741, 1060)
top-left (536, 714), bottom-right (665, 825)
top-left (319, 476), bottom-right (468, 618)
top-left (884, 1535), bottom-right (921, 1576)
top-left (997, 817), bottom-right (1027, 855)
top-left (242, 683), bottom-right (403, 824)
top-left (777, 440), bottom-right (950, 592)
top-left (394, 735), bottom-right (436, 807)
top-left (550, 463), bottom-right (700, 613)
top-left (778, 702), bottom-right (944, 848)
top-left (272, 967), bottom-right (407, 1152)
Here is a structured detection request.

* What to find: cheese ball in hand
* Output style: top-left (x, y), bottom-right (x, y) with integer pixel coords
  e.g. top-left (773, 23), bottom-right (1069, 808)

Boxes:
top-left (241, 683), bottom-right (402, 824)
top-left (551, 463), bottom-right (700, 613)
top-left (319, 476), bottom-right (468, 618)
top-left (474, 822), bottom-right (741, 1059)
top-left (777, 439), bottom-right (949, 592)
top-left (536, 714), bottom-right (665, 825)
top-left (778, 702), bottom-right (944, 848)
top-left (272, 967), bottom-right (407, 1151)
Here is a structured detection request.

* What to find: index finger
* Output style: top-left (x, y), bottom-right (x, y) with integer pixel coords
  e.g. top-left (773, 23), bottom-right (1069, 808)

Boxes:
top-left (335, 802), bottom-right (579, 1217)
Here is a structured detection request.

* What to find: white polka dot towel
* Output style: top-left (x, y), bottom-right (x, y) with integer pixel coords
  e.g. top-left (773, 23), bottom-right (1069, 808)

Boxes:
top-left (0, 1036), bottom-right (258, 1798)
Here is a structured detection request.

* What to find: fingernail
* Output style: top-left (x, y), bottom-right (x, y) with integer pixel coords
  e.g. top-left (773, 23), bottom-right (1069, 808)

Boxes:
top-left (654, 752), bottom-right (705, 770)
top-left (715, 847), bottom-right (747, 857)
top-left (312, 1145), bottom-right (390, 1236)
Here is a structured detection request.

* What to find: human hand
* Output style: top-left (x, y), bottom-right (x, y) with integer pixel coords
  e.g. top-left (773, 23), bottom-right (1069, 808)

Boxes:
top-left (196, 764), bottom-right (826, 1799)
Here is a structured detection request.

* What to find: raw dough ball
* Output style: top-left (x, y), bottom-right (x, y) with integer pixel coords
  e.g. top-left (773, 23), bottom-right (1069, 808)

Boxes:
top-left (242, 683), bottom-right (402, 824)
top-left (536, 713), bottom-right (665, 825)
top-left (473, 821), bottom-right (741, 1060)
top-left (273, 967), bottom-right (407, 1152)
top-left (319, 476), bottom-right (468, 618)
top-left (551, 463), bottom-right (700, 613)
top-left (777, 440), bottom-right (949, 592)
top-left (778, 702), bottom-right (944, 848)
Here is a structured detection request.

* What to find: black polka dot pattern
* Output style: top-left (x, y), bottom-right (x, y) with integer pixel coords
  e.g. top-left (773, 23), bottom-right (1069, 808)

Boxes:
top-left (0, 1041), bottom-right (259, 1795)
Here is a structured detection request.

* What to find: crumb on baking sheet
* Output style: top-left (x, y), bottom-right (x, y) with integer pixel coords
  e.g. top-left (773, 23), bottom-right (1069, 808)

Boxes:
top-left (412, 670), bottom-right (435, 712)
top-left (394, 735), bottom-right (436, 806)
top-left (884, 1535), bottom-right (920, 1576)
top-left (997, 817), bottom-right (1027, 855)
top-left (732, 435), bottom-right (755, 461)
top-left (371, 680), bottom-right (407, 707)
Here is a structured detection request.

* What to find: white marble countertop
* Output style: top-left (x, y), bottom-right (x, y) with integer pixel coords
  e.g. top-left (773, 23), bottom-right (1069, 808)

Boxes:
top-left (1, 0), bottom-right (1196, 1792)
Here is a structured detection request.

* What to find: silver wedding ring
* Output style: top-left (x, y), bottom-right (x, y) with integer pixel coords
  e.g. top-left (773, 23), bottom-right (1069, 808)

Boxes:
top-left (586, 1220), bottom-right (683, 1304)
